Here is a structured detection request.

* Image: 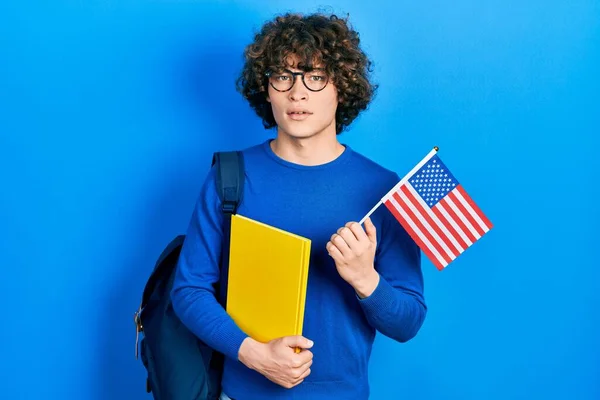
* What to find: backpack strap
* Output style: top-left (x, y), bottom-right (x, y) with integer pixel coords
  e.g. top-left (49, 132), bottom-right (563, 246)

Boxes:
top-left (212, 151), bottom-right (245, 308)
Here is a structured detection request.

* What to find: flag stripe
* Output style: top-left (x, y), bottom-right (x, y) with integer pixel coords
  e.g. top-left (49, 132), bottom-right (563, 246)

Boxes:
top-left (435, 202), bottom-right (473, 247)
top-left (385, 197), bottom-right (446, 270)
top-left (440, 197), bottom-right (478, 243)
top-left (397, 189), bottom-right (456, 261)
top-left (456, 185), bottom-right (493, 230)
top-left (448, 190), bottom-right (485, 237)
top-left (403, 184), bottom-right (463, 257)
top-left (392, 192), bottom-right (453, 266)
top-left (390, 194), bottom-right (448, 268)
top-left (432, 206), bottom-right (470, 251)
top-left (453, 187), bottom-right (489, 235)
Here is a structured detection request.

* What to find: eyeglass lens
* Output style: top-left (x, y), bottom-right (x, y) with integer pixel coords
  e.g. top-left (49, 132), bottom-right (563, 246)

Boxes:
top-left (269, 70), bottom-right (328, 91)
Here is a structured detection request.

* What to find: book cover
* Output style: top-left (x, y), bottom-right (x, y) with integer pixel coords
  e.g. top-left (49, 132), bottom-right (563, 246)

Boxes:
top-left (226, 214), bottom-right (311, 343)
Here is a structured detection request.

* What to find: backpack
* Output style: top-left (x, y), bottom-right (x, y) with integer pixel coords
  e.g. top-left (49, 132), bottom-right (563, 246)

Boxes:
top-left (133, 150), bottom-right (245, 400)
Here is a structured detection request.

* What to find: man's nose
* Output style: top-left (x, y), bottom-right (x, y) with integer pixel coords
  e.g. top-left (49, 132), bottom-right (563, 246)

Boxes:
top-left (289, 75), bottom-right (308, 101)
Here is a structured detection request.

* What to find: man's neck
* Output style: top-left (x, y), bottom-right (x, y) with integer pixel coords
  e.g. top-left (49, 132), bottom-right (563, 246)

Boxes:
top-left (270, 131), bottom-right (345, 167)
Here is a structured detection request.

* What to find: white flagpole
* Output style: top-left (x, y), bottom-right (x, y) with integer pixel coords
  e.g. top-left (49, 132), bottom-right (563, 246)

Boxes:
top-left (359, 146), bottom-right (439, 225)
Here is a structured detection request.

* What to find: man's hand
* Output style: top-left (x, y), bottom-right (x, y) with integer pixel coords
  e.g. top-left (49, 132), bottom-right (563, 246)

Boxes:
top-left (326, 217), bottom-right (380, 298)
top-left (238, 336), bottom-right (314, 389)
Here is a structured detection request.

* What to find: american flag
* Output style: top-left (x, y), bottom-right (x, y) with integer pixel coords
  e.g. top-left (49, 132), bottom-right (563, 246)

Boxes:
top-left (381, 151), bottom-right (492, 270)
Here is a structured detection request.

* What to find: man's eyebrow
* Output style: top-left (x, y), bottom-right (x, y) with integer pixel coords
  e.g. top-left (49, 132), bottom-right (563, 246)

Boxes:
top-left (268, 61), bottom-right (327, 72)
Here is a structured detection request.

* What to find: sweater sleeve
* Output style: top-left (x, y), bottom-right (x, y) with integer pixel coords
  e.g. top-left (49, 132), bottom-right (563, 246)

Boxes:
top-left (170, 167), bottom-right (249, 361)
top-left (357, 192), bottom-right (427, 343)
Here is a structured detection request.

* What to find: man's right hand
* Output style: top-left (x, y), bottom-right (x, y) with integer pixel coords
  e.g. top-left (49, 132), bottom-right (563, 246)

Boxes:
top-left (238, 335), bottom-right (314, 389)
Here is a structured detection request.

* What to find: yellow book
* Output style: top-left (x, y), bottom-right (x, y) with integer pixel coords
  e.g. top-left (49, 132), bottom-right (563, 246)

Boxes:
top-left (226, 214), bottom-right (311, 344)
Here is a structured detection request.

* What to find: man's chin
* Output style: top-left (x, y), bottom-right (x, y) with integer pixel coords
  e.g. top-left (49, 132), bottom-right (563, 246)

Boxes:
top-left (280, 127), bottom-right (323, 139)
top-left (278, 132), bottom-right (309, 139)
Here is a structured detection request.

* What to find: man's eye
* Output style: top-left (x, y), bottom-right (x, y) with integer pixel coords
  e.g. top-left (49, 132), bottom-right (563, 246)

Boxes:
top-left (275, 75), bottom-right (290, 81)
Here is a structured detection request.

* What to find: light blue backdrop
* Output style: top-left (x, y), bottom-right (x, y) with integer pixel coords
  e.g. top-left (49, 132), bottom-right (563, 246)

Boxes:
top-left (1, 0), bottom-right (598, 399)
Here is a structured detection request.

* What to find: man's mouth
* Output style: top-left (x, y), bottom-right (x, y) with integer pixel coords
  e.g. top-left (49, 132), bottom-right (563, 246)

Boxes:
top-left (287, 111), bottom-right (312, 120)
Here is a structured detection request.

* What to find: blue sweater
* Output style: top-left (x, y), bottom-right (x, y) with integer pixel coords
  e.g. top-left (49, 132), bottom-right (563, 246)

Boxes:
top-left (171, 139), bottom-right (427, 400)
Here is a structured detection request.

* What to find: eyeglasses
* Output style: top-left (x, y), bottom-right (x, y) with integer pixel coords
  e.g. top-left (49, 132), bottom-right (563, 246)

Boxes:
top-left (266, 68), bottom-right (329, 92)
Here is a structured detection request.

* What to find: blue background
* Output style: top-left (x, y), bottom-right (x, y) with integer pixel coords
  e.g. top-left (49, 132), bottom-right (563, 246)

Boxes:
top-left (1, 0), bottom-right (598, 399)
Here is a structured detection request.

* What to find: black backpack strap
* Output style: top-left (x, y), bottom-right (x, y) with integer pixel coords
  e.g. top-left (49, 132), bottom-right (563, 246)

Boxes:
top-left (212, 151), bottom-right (244, 308)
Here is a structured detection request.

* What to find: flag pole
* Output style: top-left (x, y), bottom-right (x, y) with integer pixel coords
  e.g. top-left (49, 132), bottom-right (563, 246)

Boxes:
top-left (359, 146), bottom-right (439, 225)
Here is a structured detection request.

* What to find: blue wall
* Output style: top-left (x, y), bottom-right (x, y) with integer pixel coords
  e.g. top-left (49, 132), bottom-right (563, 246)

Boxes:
top-left (1, 1), bottom-right (598, 399)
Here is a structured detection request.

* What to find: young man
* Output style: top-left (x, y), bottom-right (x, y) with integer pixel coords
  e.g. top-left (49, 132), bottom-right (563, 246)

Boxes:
top-left (171, 12), bottom-right (427, 400)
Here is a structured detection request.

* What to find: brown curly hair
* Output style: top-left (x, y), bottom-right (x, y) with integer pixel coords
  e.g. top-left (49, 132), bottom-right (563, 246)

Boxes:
top-left (236, 12), bottom-right (378, 134)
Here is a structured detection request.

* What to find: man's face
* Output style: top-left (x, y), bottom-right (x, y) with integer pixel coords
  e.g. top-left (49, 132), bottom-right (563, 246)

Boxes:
top-left (267, 61), bottom-right (339, 140)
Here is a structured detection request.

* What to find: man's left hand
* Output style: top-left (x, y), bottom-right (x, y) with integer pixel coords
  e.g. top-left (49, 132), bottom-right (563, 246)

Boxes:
top-left (326, 217), bottom-right (380, 298)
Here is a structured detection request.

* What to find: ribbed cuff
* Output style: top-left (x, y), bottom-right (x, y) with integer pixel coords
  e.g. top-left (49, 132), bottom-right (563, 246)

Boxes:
top-left (357, 274), bottom-right (394, 316)
top-left (219, 326), bottom-right (250, 361)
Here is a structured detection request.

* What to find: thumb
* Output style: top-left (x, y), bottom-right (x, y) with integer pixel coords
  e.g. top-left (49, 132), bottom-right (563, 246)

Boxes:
top-left (284, 335), bottom-right (314, 349)
top-left (364, 217), bottom-right (377, 243)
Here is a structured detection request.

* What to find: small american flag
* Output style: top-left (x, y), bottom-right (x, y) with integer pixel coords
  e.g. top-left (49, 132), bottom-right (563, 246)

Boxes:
top-left (362, 148), bottom-right (492, 270)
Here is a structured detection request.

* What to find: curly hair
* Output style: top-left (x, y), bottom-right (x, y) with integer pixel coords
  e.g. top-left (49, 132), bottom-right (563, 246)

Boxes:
top-left (235, 12), bottom-right (378, 134)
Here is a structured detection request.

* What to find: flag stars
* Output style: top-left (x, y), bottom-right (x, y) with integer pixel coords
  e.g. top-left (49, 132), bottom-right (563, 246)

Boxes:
top-left (411, 157), bottom-right (460, 205)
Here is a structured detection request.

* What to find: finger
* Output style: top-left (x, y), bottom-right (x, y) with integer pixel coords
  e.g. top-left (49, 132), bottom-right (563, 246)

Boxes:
top-left (363, 217), bottom-right (377, 244)
top-left (330, 233), bottom-right (352, 257)
top-left (291, 366), bottom-right (312, 384)
top-left (326, 241), bottom-right (344, 261)
top-left (337, 226), bottom-right (359, 249)
top-left (283, 335), bottom-right (313, 350)
top-left (299, 366), bottom-right (311, 379)
top-left (290, 350), bottom-right (313, 368)
top-left (290, 362), bottom-right (313, 384)
top-left (292, 357), bottom-right (313, 371)
top-left (346, 221), bottom-right (368, 243)
top-left (297, 350), bottom-right (313, 365)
